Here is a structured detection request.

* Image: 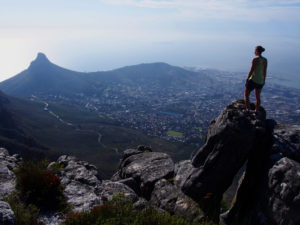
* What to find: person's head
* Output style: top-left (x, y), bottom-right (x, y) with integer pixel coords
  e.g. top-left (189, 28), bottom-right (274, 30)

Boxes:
top-left (255, 46), bottom-right (265, 56)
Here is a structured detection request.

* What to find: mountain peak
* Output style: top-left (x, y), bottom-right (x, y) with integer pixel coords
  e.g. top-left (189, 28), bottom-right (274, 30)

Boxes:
top-left (29, 52), bottom-right (52, 70)
top-left (35, 52), bottom-right (50, 62)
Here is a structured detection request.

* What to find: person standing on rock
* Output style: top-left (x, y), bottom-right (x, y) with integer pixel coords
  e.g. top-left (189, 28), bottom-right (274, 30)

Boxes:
top-left (244, 46), bottom-right (268, 112)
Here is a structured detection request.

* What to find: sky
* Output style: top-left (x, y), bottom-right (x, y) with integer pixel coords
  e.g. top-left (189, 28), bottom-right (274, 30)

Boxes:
top-left (1, 0), bottom-right (300, 86)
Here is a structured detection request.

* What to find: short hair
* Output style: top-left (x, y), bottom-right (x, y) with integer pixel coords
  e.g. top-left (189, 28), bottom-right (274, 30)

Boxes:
top-left (256, 46), bottom-right (265, 54)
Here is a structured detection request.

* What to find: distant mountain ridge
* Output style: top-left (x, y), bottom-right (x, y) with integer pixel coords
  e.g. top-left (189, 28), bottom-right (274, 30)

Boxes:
top-left (0, 53), bottom-right (213, 97)
top-left (0, 53), bottom-right (89, 96)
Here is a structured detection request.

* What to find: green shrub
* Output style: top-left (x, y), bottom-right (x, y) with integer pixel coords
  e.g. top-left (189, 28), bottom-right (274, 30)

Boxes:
top-left (63, 193), bottom-right (202, 225)
top-left (14, 160), bottom-right (68, 212)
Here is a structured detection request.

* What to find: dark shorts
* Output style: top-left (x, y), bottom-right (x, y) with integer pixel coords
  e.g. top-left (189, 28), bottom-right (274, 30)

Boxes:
top-left (246, 79), bottom-right (264, 92)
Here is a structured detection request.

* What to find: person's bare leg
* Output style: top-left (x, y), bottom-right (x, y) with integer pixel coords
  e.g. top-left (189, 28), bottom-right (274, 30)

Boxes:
top-left (244, 88), bottom-right (251, 110)
top-left (254, 88), bottom-right (261, 111)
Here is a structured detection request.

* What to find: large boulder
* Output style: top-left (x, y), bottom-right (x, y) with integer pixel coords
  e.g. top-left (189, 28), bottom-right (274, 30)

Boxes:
top-left (271, 123), bottom-right (300, 163)
top-left (174, 160), bottom-right (194, 189)
top-left (182, 99), bottom-right (269, 202)
top-left (119, 152), bottom-right (174, 199)
top-left (266, 157), bottom-right (300, 225)
top-left (150, 179), bottom-right (203, 222)
top-left (99, 180), bottom-right (138, 203)
top-left (0, 201), bottom-right (15, 225)
top-left (55, 155), bottom-right (102, 212)
top-left (150, 179), bottom-right (179, 214)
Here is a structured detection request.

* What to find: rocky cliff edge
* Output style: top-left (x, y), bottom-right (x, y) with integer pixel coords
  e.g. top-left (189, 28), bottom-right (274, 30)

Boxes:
top-left (1, 99), bottom-right (299, 225)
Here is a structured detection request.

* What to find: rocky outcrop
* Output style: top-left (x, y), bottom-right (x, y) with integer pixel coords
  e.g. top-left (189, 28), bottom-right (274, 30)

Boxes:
top-left (0, 148), bottom-right (21, 198)
top-left (99, 180), bottom-right (138, 202)
top-left (117, 151), bottom-right (175, 198)
top-left (182, 100), bottom-right (269, 203)
top-left (271, 123), bottom-right (300, 162)
top-left (1, 99), bottom-right (299, 225)
top-left (179, 99), bottom-right (300, 225)
top-left (150, 178), bottom-right (203, 221)
top-left (267, 157), bottom-right (300, 225)
top-left (112, 148), bottom-right (203, 222)
top-left (54, 155), bottom-right (102, 212)
top-left (0, 201), bottom-right (15, 225)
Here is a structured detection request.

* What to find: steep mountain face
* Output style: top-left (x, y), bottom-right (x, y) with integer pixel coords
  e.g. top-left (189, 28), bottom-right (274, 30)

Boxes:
top-left (0, 53), bottom-right (88, 96)
top-left (0, 53), bottom-right (214, 98)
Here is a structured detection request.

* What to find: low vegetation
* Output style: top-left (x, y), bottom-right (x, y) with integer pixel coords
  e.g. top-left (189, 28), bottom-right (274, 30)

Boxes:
top-left (2, 160), bottom-right (70, 225)
top-left (3, 192), bottom-right (40, 225)
top-left (14, 160), bottom-right (68, 211)
top-left (63, 194), bottom-right (202, 225)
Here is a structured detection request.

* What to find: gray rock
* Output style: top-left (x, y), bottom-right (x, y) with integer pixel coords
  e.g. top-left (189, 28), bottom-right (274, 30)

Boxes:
top-left (150, 179), bottom-right (204, 222)
top-left (56, 155), bottom-right (102, 212)
top-left (133, 198), bottom-right (150, 210)
top-left (0, 148), bottom-right (21, 171)
top-left (267, 157), bottom-right (300, 225)
top-left (272, 123), bottom-right (300, 163)
top-left (121, 149), bottom-right (143, 161)
top-left (150, 179), bottom-right (179, 214)
top-left (182, 99), bottom-right (268, 202)
top-left (58, 155), bottom-right (101, 187)
top-left (38, 212), bottom-right (65, 225)
top-left (0, 201), bottom-right (15, 225)
top-left (0, 164), bottom-right (15, 199)
top-left (119, 152), bottom-right (174, 199)
top-left (174, 160), bottom-right (194, 188)
top-left (64, 180), bottom-right (100, 212)
top-left (99, 180), bottom-right (138, 203)
top-left (0, 148), bottom-right (20, 198)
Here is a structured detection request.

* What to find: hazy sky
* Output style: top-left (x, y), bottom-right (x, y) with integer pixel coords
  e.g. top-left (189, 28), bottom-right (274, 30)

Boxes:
top-left (1, 0), bottom-right (300, 83)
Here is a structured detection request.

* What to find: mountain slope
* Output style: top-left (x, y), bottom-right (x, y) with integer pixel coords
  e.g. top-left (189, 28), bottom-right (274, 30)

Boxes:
top-left (0, 53), bottom-right (89, 96)
top-left (0, 53), bottom-right (214, 97)
top-left (0, 90), bottom-right (194, 178)
top-left (0, 91), bottom-right (50, 159)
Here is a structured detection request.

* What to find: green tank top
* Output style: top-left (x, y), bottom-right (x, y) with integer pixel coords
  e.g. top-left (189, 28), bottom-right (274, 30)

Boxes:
top-left (249, 57), bottom-right (265, 85)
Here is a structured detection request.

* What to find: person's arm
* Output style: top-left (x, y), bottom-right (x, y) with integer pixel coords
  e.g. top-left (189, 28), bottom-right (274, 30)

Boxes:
top-left (263, 58), bottom-right (268, 83)
top-left (245, 58), bottom-right (257, 85)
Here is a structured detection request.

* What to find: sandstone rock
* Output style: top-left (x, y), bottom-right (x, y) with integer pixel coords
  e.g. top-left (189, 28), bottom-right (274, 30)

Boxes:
top-left (56, 155), bottom-right (102, 212)
top-left (272, 123), bottom-right (300, 163)
top-left (119, 152), bottom-right (174, 199)
top-left (267, 157), bottom-right (300, 225)
top-left (0, 164), bottom-right (15, 199)
top-left (182, 99), bottom-right (268, 202)
top-left (63, 180), bottom-right (100, 212)
top-left (133, 198), bottom-right (150, 210)
top-left (0, 201), bottom-right (15, 225)
top-left (150, 179), bottom-right (204, 222)
top-left (0, 148), bottom-right (22, 171)
top-left (57, 155), bottom-right (101, 187)
top-left (99, 180), bottom-right (138, 203)
top-left (122, 149), bottom-right (143, 161)
top-left (174, 160), bottom-right (194, 188)
top-left (38, 212), bottom-right (65, 225)
top-left (0, 148), bottom-right (20, 198)
top-left (150, 179), bottom-right (179, 214)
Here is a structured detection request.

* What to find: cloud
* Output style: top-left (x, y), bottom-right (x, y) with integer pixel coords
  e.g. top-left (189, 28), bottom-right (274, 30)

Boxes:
top-left (99, 0), bottom-right (300, 22)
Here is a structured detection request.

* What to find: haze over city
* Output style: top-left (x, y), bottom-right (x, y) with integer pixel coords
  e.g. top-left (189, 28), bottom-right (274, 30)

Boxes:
top-left (1, 0), bottom-right (300, 87)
